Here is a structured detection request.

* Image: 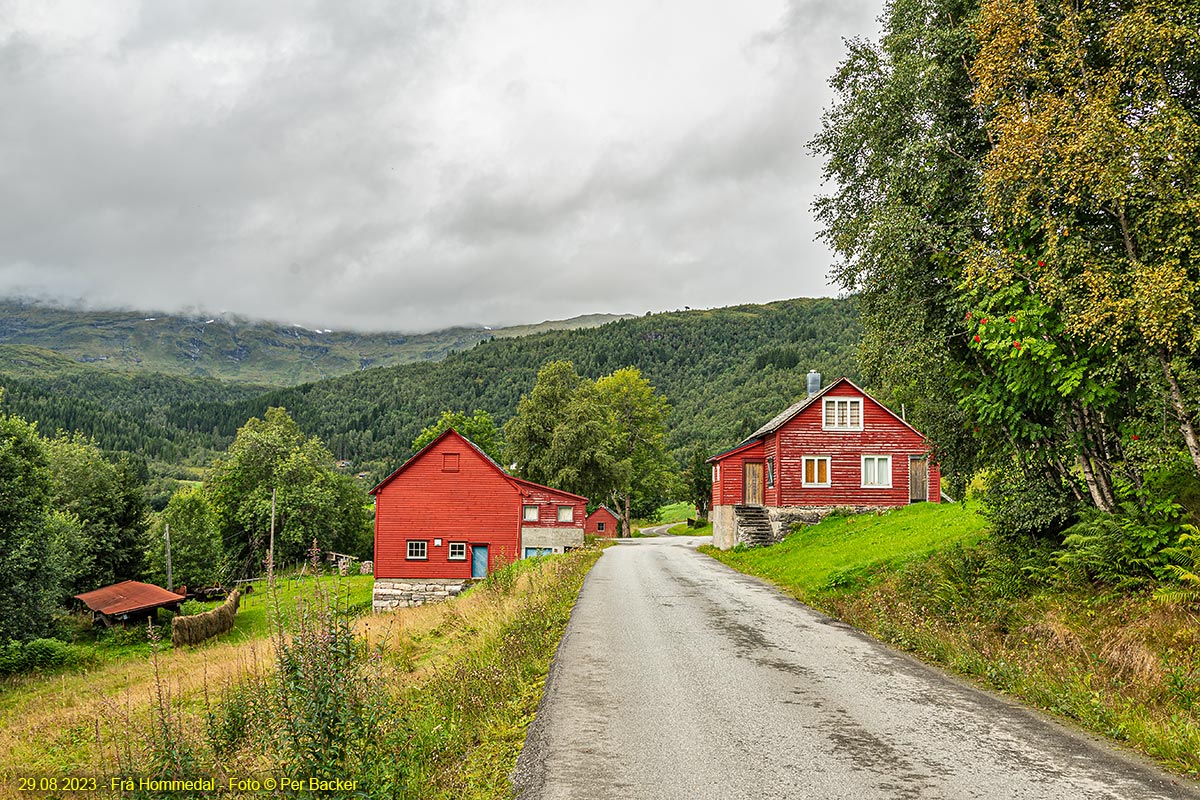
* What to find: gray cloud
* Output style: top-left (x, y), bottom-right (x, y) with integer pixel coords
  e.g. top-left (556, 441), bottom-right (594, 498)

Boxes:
top-left (0, 0), bottom-right (879, 332)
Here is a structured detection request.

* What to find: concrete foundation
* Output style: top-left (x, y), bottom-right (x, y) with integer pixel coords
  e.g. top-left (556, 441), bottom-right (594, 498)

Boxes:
top-left (711, 505), bottom-right (737, 550)
top-left (372, 579), bottom-right (469, 611)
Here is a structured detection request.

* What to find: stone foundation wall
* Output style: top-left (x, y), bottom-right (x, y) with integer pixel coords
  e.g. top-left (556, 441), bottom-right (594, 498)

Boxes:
top-left (768, 506), bottom-right (892, 537)
top-left (373, 579), bottom-right (469, 612)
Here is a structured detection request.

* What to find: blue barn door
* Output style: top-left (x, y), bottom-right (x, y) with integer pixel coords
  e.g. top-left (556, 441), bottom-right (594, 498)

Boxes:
top-left (471, 544), bottom-right (489, 578)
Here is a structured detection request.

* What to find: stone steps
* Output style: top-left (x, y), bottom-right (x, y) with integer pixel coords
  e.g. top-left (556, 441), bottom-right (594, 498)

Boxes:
top-left (733, 505), bottom-right (775, 547)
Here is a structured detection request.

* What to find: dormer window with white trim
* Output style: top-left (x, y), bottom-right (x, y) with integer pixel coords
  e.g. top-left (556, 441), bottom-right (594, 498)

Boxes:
top-left (823, 397), bottom-right (863, 431)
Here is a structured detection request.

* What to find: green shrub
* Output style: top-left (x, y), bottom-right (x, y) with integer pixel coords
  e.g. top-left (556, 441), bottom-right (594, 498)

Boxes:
top-left (982, 466), bottom-right (1078, 539)
top-left (0, 637), bottom-right (95, 675)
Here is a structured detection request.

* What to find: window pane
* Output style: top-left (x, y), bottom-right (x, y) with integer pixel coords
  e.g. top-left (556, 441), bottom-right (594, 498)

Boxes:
top-left (523, 505), bottom-right (538, 521)
top-left (805, 459), bottom-right (814, 484)
top-left (837, 401), bottom-right (848, 426)
top-left (817, 459), bottom-right (828, 484)
top-left (557, 505), bottom-right (572, 522)
top-left (824, 402), bottom-right (835, 426)
top-left (850, 401), bottom-right (861, 427)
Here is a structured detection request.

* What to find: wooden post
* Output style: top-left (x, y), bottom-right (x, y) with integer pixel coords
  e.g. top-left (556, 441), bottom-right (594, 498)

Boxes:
top-left (269, 487), bottom-right (276, 584)
top-left (164, 523), bottom-right (173, 592)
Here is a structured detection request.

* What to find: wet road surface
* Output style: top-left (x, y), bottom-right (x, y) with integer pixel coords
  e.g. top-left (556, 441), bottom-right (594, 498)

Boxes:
top-left (513, 536), bottom-right (1200, 800)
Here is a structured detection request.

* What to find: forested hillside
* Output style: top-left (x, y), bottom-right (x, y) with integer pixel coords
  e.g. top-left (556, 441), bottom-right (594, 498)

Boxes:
top-left (0, 301), bottom-right (632, 385)
top-left (0, 298), bottom-right (859, 480)
top-left (0, 345), bottom-right (264, 464)
top-left (212, 298), bottom-right (859, 477)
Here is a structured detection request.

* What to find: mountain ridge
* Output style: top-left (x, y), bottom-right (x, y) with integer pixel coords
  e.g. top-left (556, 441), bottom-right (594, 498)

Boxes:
top-left (0, 300), bottom-right (635, 386)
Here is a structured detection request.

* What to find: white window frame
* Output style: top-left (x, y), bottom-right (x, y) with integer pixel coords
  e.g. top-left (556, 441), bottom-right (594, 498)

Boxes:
top-left (802, 456), bottom-right (831, 487)
top-left (448, 542), bottom-right (467, 560)
top-left (823, 397), bottom-right (863, 431)
top-left (557, 505), bottom-right (573, 523)
top-left (406, 540), bottom-right (428, 560)
top-left (861, 455), bottom-right (892, 488)
top-left (523, 504), bottom-right (538, 522)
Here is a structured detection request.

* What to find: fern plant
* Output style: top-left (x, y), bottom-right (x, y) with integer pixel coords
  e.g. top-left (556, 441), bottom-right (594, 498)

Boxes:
top-left (1157, 530), bottom-right (1200, 606)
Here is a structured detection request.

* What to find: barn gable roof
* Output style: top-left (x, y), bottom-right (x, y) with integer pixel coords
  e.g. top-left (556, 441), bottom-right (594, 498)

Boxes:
top-left (586, 505), bottom-right (620, 520)
top-left (369, 428), bottom-right (587, 504)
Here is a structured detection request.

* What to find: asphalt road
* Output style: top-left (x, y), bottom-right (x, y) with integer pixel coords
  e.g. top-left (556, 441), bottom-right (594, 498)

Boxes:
top-left (512, 536), bottom-right (1200, 800)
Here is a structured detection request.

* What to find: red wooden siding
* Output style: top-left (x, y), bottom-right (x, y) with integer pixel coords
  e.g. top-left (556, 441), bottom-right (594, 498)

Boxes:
top-left (373, 433), bottom-right (520, 580)
top-left (514, 480), bottom-right (587, 528)
top-left (774, 391), bottom-right (931, 507)
top-left (711, 440), bottom-right (765, 508)
top-left (585, 507), bottom-right (620, 537)
top-left (709, 378), bottom-right (940, 510)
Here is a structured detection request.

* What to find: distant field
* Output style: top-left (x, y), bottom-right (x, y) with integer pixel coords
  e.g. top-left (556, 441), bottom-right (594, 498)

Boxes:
top-left (703, 503), bottom-right (989, 598)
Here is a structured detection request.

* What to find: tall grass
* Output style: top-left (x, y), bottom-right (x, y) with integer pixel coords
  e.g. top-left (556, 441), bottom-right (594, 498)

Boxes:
top-left (93, 547), bottom-right (601, 798)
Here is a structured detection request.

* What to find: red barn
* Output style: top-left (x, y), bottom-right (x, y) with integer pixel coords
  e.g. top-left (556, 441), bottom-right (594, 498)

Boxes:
top-left (585, 506), bottom-right (620, 538)
top-left (707, 375), bottom-right (940, 549)
top-left (369, 428), bottom-right (587, 610)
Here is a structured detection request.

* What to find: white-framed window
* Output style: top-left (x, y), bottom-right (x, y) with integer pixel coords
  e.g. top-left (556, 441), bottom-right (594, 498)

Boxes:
top-left (803, 456), bottom-right (831, 487)
top-left (766, 456), bottom-right (776, 488)
top-left (862, 455), bottom-right (892, 487)
top-left (712, 464), bottom-right (720, 482)
top-left (448, 542), bottom-right (467, 560)
top-left (523, 504), bottom-right (538, 522)
top-left (823, 397), bottom-right (863, 431)
top-left (597, 521), bottom-right (606, 532)
top-left (406, 540), bottom-right (428, 560)
top-left (557, 505), bottom-right (573, 522)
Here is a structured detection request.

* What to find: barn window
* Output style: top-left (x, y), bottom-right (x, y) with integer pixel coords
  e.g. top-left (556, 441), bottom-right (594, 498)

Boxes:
top-left (862, 456), bottom-right (892, 487)
top-left (823, 398), bottom-right (863, 431)
top-left (766, 457), bottom-right (776, 488)
top-left (406, 540), bottom-right (428, 560)
top-left (557, 505), bottom-right (573, 522)
top-left (597, 521), bottom-right (606, 532)
top-left (448, 542), bottom-right (467, 560)
top-left (713, 464), bottom-right (720, 482)
top-left (523, 504), bottom-right (538, 522)
top-left (802, 456), bottom-right (830, 487)
top-left (442, 453), bottom-right (460, 472)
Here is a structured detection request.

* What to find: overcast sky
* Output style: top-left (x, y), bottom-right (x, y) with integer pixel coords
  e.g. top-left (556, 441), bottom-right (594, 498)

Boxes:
top-left (0, 0), bottom-right (879, 332)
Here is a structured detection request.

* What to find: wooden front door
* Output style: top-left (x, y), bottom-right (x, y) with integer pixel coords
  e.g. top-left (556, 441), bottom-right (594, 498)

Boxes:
top-left (743, 463), bottom-right (764, 506)
top-left (909, 457), bottom-right (929, 503)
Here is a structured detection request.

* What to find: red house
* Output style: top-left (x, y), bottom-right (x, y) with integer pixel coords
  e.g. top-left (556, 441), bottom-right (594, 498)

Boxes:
top-left (369, 428), bottom-right (587, 610)
top-left (585, 506), bottom-right (620, 538)
top-left (707, 374), bottom-right (940, 549)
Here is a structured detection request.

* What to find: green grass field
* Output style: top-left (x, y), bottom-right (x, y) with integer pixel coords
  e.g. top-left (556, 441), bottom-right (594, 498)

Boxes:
top-left (703, 503), bottom-right (989, 599)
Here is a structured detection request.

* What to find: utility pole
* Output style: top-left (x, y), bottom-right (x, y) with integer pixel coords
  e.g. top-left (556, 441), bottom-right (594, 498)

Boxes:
top-left (269, 487), bottom-right (276, 583)
top-left (164, 523), bottom-right (173, 592)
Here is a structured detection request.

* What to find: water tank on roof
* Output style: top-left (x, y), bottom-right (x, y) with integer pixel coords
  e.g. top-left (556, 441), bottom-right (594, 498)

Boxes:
top-left (807, 370), bottom-right (821, 397)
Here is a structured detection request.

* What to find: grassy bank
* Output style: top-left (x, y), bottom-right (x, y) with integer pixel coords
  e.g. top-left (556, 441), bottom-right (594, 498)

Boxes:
top-left (0, 550), bottom-right (601, 798)
top-left (702, 504), bottom-right (1200, 778)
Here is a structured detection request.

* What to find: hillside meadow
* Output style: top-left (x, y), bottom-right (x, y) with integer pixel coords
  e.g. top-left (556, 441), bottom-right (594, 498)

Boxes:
top-left (0, 550), bottom-right (602, 799)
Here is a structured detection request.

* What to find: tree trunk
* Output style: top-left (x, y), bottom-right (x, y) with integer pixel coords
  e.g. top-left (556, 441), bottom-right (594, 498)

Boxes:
top-left (1160, 352), bottom-right (1200, 477)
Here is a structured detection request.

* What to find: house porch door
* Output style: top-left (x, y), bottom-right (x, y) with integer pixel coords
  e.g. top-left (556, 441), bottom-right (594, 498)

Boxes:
top-left (743, 463), bottom-right (764, 506)
top-left (909, 457), bottom-right (929, 503)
